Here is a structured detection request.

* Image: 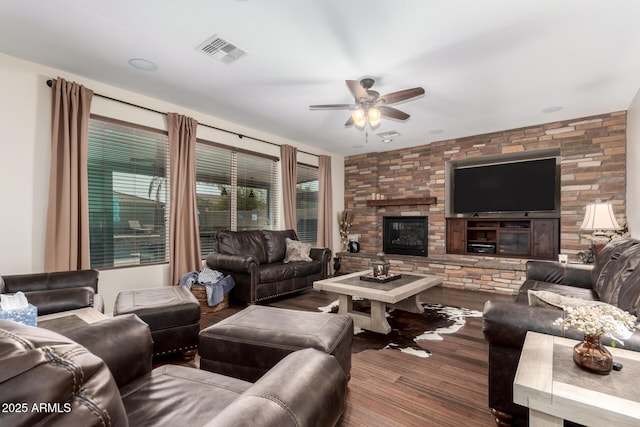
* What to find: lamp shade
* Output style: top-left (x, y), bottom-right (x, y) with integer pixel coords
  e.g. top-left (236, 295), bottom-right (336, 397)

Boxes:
top-left (580, 203), bottom-right (621, 231)
top-left (352, 109), bottom-right (366, 129)
top-left (352, 109), bottom-right (365, 122)
top-left (368, 108), bottom-right (381, 127)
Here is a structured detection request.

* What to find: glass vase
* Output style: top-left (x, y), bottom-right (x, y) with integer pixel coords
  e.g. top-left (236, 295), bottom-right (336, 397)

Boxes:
top-left (573, 334), bottom-right (613, 374)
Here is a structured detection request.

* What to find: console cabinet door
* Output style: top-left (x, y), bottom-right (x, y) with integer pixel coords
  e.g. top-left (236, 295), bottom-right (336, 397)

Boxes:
top-left (532, 219), bottom-right (559, 260)
top-left (446, 219), bottom-right (466, 254)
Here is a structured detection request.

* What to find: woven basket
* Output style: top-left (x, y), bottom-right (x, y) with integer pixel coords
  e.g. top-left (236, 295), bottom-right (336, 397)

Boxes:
top-left (191, 285), bottom-right (229, 314)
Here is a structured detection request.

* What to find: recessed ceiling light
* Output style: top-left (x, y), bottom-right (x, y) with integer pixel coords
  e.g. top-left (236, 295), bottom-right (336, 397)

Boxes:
top-left (128, 58), bottom-right (158, 71)
top-left (382, 138), bottom-right (392, 143)
top-left (542, 106), bottom-right (563, 113)
top-left (429, 129), bottom-right (444, 134)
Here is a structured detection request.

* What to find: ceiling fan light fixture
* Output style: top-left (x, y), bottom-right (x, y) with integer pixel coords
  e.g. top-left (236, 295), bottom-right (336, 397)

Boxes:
top-left (368, 108), bottom-right (381, 127)
top-left (354, 119), bottom-right (366, 130)
top-left (352, 108), bottom-right (366, 129)
top-left (352, 109), bottom-right (365, 122)
top-left (311, 78), bottom-right (424, 131)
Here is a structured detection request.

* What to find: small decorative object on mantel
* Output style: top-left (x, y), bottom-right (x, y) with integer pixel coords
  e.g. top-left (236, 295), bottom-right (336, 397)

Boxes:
top-left (554, 304), bottom-right (637, 374)
top-left (338, 210), bottom-right (353, 252)
top-left (347, 240), bottom-right (360, 253)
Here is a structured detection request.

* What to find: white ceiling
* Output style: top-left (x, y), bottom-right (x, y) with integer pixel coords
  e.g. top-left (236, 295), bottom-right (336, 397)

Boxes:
top-left (1, 0), bottom-right (640, 156)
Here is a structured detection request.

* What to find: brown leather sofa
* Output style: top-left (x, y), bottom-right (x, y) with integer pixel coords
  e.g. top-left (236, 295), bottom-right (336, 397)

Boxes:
top-left (206, 229), bottom-right (331, 303)
top-left (483, 237), bottom-right (640, 426)
top-left (0, 314), bottom-right (348, 426)
top-left (0, 269), bottom-right (103, 315)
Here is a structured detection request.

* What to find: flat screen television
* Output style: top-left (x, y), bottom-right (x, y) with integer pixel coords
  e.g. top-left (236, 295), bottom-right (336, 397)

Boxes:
top-left (452, 157), bottom-right (558, 214)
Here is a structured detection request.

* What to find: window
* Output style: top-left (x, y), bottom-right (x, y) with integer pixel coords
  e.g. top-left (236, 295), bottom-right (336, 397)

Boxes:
top-left (195, 142), bottom-right (232, 256)
top-left (296, 164), bottom-right (319, 244)
top-left (88, 117), bottom-right (169, 268)
top-left (196, 141), bottom-right (278, 257)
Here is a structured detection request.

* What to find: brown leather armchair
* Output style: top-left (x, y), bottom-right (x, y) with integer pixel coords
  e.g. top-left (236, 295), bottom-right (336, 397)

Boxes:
top-left (0, 269), bottom-right (103, 315)
top-left (206, 230), bottom-right (331, 303)
top-left (483, 237), bottom-right (640, 426)
top-left (0, 314), bottom-right (348, 426)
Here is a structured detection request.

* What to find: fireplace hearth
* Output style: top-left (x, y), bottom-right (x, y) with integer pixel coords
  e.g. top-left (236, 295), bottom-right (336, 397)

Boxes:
top-left (383, 216), bottom-right (428, 257)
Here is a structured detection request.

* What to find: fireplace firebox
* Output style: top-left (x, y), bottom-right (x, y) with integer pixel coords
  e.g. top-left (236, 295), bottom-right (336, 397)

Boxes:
top-left (382, 216), bottom-right (428, 257)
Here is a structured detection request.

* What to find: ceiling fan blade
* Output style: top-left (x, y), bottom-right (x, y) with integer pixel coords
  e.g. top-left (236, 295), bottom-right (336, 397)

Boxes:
top-left (378, 87), bottom-right (425, 105)
top-left (309, 104), bottom-right (354, 110)
top-left (378, 105), bottom-right (410, 121)
top-left (344, 116), bottom-right (354, 127)
top-left (346, 80), bottom-right (369, 101)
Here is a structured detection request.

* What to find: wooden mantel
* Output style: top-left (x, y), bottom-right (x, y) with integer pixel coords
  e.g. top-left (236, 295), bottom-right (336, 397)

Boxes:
top-left (365, 196), bottom-right (437, 207)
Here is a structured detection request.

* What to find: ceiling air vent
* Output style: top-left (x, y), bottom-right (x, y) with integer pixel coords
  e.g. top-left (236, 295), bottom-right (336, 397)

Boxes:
top-left (377, 130), bottom-right (400, 139)
top-left (197, 34), bottom-right (248, 64)
top-left (377, 130), bottom-right (400, 143)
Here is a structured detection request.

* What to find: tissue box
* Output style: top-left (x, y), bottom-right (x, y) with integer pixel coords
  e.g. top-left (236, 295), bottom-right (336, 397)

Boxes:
top-left (0, 304), bottom-right (38, 327)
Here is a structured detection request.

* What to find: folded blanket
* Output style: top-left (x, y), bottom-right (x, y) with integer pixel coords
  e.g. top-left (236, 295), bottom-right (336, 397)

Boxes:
top-left (198, 267), bottom-right (224, 285)
top-left (179, 271), bottom-right (199, 287)
top-left (204, 275), bottom-right (235, 306)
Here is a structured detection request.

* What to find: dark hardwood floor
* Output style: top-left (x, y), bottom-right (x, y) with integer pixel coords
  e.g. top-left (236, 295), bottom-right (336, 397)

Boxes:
top-left (170, 286), bottom-right (515, 427)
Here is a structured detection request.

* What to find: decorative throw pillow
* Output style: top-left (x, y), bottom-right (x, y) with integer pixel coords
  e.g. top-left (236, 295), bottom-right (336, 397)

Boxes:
top-left (527, 290), bottom-right (603, 310)
top-left (284, 238), bottom-right (312, 263)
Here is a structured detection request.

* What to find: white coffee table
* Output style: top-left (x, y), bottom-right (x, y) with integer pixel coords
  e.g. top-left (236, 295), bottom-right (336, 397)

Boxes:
top-left (313, 270), bottom-right (442, 334)
top-left (514, 331), bottom-right (640, 427)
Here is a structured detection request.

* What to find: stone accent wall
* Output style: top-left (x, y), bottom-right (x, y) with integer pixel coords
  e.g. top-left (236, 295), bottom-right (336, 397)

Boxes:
top-left (341, 111), bottom-right (627, 295)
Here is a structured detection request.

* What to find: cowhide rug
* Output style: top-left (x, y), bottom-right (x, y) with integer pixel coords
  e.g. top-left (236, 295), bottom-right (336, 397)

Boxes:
top-left (319, 299), bottom-right (482, 358)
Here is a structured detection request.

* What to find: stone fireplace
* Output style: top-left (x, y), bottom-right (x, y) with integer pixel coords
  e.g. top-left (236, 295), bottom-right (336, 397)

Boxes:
top-left (342, 111), bottom-right (625, 295)
top-left (382, 216), bottom-right (428, 257)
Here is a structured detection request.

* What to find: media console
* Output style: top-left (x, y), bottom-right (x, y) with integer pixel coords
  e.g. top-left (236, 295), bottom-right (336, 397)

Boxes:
top-left (446, 218), bottom-right (559, 260)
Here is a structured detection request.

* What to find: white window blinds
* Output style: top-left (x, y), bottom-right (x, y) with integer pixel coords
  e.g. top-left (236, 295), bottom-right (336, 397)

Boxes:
top-left (87, 117), bottom-right (169, 268)
top-left (196, 141), bottom-right (279, 257)
top-left (296, 164), bottom-right (319, 244)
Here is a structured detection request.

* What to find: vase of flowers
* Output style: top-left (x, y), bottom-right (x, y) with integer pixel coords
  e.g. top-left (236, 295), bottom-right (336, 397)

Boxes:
top-left (572, 334), bottom-right (612, 374)
top-left (337, 210), bottom-right (353, 252)
top-left (554, 304), bottom-right (637, 374)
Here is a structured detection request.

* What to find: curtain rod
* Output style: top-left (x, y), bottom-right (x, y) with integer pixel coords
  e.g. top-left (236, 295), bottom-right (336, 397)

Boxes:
top-left (46, 79), bottom-right (319, 158)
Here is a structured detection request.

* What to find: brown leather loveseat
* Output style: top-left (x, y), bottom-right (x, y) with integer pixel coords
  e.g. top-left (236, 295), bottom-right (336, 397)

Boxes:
top-left (0, 269), bottom-right (103, 315)
top-left (206, 229), bottom-right (331, 303)
top-left (0, 314), bottom-right (348, 426)
top-left (483, 237), bottom-right (640, 426)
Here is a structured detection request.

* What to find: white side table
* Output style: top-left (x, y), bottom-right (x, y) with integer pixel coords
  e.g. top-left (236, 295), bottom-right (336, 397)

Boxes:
top-left (514, 331), bottom-right (640, 427)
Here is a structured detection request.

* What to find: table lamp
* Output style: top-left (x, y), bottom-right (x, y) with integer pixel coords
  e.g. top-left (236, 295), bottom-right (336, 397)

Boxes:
top-left (580, 202), bottom-right (621, 256)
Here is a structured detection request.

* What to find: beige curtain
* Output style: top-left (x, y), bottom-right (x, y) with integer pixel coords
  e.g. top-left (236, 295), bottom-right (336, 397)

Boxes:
top-left (44, 77), bottom-right (94, 272)
top-left (281, 144), bottom-right (298, 231)
top-left (168, 113), bottom-right (201, 285)
top-left (317, 155), bottom-right (333, 249)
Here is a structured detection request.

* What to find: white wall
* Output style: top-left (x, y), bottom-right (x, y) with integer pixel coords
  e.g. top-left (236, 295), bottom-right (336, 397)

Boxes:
top-left (627, 87), bottom-right (640, 239)
top-left (0, 52), bottom-right (345, 313)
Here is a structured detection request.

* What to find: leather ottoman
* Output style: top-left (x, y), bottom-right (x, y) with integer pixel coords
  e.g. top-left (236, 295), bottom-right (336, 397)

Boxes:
top-left (114, 286), bottom-right (200, 358)
top-left (199, 305), bottom-right (353, 382)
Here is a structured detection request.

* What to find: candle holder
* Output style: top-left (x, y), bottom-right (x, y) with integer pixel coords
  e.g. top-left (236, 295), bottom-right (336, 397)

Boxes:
top-left (371, 252), bottom-right (390, 277)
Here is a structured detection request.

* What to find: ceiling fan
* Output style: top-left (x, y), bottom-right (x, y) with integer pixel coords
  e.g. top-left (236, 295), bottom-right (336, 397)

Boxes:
top-left (309, 78), bottom-right (425, 130)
